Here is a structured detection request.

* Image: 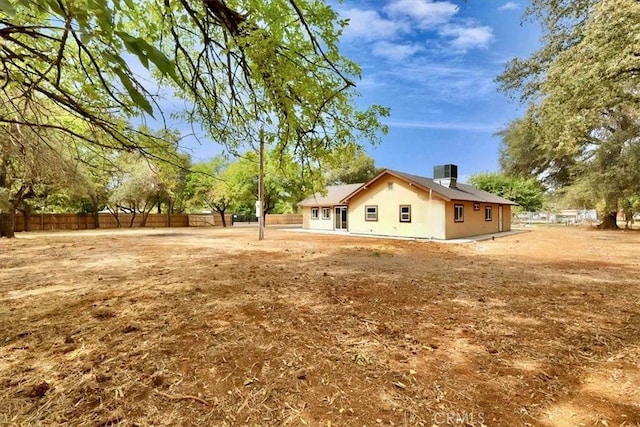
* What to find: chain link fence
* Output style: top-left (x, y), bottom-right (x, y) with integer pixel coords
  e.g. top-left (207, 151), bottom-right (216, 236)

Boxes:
top-left (513, 210), bottom-right (599, 226)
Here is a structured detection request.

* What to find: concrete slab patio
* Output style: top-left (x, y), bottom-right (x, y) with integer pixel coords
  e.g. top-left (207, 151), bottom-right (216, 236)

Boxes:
top-left (284, 227), bottom-right (529, 244)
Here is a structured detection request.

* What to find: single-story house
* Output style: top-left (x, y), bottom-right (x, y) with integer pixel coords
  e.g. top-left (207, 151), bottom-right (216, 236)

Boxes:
top-left (298, 165), bottom-right (518, 240)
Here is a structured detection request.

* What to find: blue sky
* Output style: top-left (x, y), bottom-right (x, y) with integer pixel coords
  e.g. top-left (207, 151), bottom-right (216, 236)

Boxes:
top-left (333, 0), bottom-right (541, 181)
top-left (154, 0), bottom-right (541, 182)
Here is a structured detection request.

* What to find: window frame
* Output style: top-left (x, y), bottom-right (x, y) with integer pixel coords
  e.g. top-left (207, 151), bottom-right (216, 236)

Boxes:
top-left (399, 205), bottom-right (411, 223)
top-left (365, 205), bottom-right (378, 222)
top-left (311, 207), bottom-right (319, 220)
top-left (454, 204), bottom-right (464, 222)
top-left (322, 207), bottom-right (331, 220)
top-left (485, 206), bottom-right (493, 221)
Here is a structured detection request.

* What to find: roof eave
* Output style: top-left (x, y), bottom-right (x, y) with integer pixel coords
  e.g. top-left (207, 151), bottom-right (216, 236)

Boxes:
top-left (340, 169), bottom-right (453, 203)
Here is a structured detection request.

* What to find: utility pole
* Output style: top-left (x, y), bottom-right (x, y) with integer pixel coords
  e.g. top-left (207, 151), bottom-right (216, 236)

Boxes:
top-left (258, 128), bottom-right (265, 241)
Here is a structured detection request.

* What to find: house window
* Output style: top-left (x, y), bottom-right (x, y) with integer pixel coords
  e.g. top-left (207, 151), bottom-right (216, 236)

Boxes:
top-left (485, 206), bottom-right (493, 221)
top-left (322, 207), bottom-right (331, 220)
top-left (365, 205), bottom-right (378, 221)
top-left (454, 204), bottom-right (464, 222)
top-left (399, 205), bottom-right (411, 223)
top-left (387, 182), bottom-right (394, 190)
top-left (473, 202), bottom-right (480, 211)
top-left (311, 207), bottom-right (319, 219)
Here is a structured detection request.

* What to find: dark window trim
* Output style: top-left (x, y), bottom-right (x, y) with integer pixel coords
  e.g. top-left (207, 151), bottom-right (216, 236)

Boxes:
top-left (322, 207), bottom-right (331, 220)
top-left (399, 205), bottom-right (411, 223)
top-left (311, 207), bottom-right (319, 220)
top-left (454, 204), bottom-right (464, 222)
top-left (365, 205), bottom-right (378, 221)
top-left (485, 206), bottom-right (493, 221)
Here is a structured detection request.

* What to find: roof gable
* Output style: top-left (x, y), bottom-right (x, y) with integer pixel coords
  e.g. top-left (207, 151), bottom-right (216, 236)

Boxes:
top-left (341, 169), bottom-right (518, 206)
top-left (339, 169), bottom-right (433, 203)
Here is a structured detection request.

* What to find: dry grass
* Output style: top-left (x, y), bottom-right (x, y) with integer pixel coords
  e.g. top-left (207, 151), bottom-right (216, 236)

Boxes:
top-left (1, 226), bottom-right (640, 426)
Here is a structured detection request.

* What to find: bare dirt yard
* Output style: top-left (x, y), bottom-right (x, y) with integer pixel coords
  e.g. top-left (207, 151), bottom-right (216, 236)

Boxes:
top-left (1, 226), bottom-right (639, 426)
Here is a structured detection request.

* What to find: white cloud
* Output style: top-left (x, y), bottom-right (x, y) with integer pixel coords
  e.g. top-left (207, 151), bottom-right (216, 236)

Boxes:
top-left (341, 8), bottom-right (404, 41)
top-left (439, 24), bottom-right (494, 51)
top-left (385, 0), bottom-right (458, 29)
top-left (338, 2), bottom-right (494, 56)
top-left (377, 59), bottom-right (496, 101)
top-left (385, 120), bottom-right (498, 132)
top-left (498, 2), bottom-right (520, 11)
top-left (372, 41), bottom-right (421, 61)
top-left (356, 75), bottom-right (381, 89)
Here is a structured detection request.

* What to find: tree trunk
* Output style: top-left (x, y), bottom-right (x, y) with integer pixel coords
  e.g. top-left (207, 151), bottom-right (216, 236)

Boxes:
top-left (0, 209), bottom-right (16, 238)
top-left (258, 129), bottom-right (265, 241)
top-left (218, 210), bottom-right (227, 227)
top-left (129, 208), bottom-right (136, 228)
top-left (140, 207), bottom-right (153, 227)
top-left (107, 204), bottom-right (122, 228)
top-left (598, 211), bottom-right (619, 229)
top-left (167, 198), bottom-right (174, 227)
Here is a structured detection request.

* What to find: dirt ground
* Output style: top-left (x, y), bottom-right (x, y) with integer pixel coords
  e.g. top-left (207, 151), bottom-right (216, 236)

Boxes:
top-left (1, 226), bottom-right (639, 426)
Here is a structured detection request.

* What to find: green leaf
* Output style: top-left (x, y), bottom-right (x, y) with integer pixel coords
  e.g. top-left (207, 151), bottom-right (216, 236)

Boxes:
top-left (115, 31), bottom-right (180, 85)
top-left (79, 31), bottom-right (92, 45)
top-left (44, 0), bottom-right (64, 16)
top-left (0, 0), bottom-right (15, 17)
top-left (114, 68), bottom-right (153, 116)
top-left (87, 0), bottom-right (114, 35)
top-left (102, 52), bottom-right (127, 73)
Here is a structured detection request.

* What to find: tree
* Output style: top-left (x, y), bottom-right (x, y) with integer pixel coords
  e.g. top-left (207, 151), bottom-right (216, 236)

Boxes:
top-left (497, 0), bottom-right (640, 229)
top-left (186, 156), bottom-right (232, 227)
top-left (106, 139), bottom-right (189, 228)
top-left (220, 149), bottom-right (311, 221)
top-left (0, 95), bottom-right (84, 237)
top-left (2, 1), bottom-right (389, 239)
top-left (142, 129), bottom-right (192, 215)
top-left (107, 154), bottom-right (160, 227)
top-left (326, 151), bottom-right (381, 185)
top-left (497, 112), bottom-right (574, 187)
top-left (0, 127), bottom-right (79, 237)
top-left (468, 172), bottom-right (545, 212)
top-left (222, 154), bottom-right (280, 222)
top-left (1, 1), bottom-right (388, 169)
top-left (35, 139), bottom-right (120, 228)
top-left (621, 196), bottom-right (640, 229)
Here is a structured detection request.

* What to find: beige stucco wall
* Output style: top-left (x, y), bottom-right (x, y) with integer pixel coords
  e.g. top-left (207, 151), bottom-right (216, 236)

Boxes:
top-left (430, 198), bottom-right (446, 239)
top-left (444, 201), bottom-right (511, 239)
top-left (301, 180), bottom-right (514, 239)
top-left (301, 206), bottom-right (335, 230)
top-left (503, 205), bottom-right (512, 231)
top-left (302, 206), bottom-right (310, 228)
top-left (347, 176), bottom-right (447, 239)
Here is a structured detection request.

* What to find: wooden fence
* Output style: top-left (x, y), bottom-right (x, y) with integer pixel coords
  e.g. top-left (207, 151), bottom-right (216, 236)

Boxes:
top-left (12, 212), bottom-right (301, 232)
top-left (14, 213), bottom-right (189, 232)
top-left (265, 214), bottom-right (302, 225)
top-left (188, 213), bottom-right (233, 227)
top-left (14, 213), bottom-right (95, 231)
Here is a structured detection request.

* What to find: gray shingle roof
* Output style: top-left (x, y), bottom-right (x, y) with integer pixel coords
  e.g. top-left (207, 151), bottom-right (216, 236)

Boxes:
top-left (338, 169), bottom-right (518, 205)
top-left (298, 183), bottom-right (363, 207)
